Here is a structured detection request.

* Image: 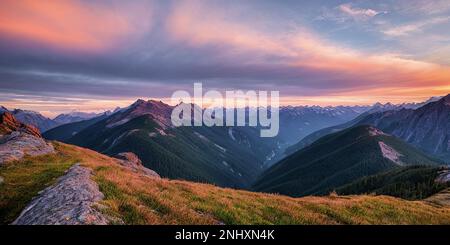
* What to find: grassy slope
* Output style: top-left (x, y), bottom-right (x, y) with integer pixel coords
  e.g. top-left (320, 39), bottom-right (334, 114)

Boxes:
top-left (69, 142), bottom-right (450, 225)
top-left (2, 142), bottom-right (450, 224)
top-left (0, 147), bottom-right (77, 224)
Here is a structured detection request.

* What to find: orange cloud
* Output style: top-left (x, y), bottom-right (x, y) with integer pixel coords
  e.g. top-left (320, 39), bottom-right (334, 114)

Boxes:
top-left (165, 1), bottom-right (450, 101)
top-left (0, 0), bottom-right (150, 52)
top-left (166, 1), bottom-right (295, 58)
top-left (289, 33), bottom-right (450, 90)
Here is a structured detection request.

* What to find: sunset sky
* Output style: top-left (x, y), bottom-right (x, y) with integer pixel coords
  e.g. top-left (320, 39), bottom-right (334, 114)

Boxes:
top-left (0, 0), bottom-right (450, 117)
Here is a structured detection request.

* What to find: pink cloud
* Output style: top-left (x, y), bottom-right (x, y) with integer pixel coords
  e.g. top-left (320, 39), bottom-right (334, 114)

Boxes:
top-left (165, 1), bottom-right (450, 100)
top-left (0, 0), bottom-right (152, 52)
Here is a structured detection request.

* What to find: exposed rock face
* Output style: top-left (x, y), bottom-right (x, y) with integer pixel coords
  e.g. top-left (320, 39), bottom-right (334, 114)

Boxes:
top-left (11, 109), bottom-right (58, 133)
top-left (105, 99), bottom-right (173, 129)
top-left (368, 126), bottom-right (387, 136)
top-left (0, 112), bottom-right (54, 165)
top-left (379, 141), bottom-right (403, 165)
top-left (114, 152), bottom-right (160, 178)
top-left (12, 164), bottom-right (110, 225)
top-left (359, 94), bottom-right (450, 161)
top-left (436, 169), bottom-right (450, 183)
top-left (0, 131), bottom-right (55, 164)
top-left (0, 112), bottom-right (41, 137)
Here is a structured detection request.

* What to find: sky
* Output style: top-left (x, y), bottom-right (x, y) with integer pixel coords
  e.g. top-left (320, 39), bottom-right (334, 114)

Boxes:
top-left (0, 0), bottom-right (449, 117)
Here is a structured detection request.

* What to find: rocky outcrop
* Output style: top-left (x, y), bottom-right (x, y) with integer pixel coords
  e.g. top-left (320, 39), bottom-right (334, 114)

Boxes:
top-left (436, 169), bottom-right (450, 183)
top-left (0, 112), bottom-right (41, 137)
top-left (0, 112), bottom-right (55, 165)
top-left (114, 152), bottom-right (160, 178)
top-left (12, 164), bottom-right (110, 225)
top-left (0, 131), bottom-right (55, 164)
top-left (379, 141), bottom-right (403, 165)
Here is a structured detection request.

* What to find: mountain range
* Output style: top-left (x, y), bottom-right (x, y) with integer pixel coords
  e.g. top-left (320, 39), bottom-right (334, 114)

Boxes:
top-left (42, 100), bottom-right (377, 185)
top-left (53, 111), bottom-right (107, 125)
top-left (253, 125), bottom-right (441, 196)
top-left (40, 95), bottom-right (449, 189)
top-left (44, 113), bottom-right (111, 142)
top-left (288, 94), bottom-right (450, 162)
top-left (2, 94), bottom-right (450, 225)
top-left (0, 106), bottom-right (110, 133)
top-left (49, 100), bottom-right (280, 188)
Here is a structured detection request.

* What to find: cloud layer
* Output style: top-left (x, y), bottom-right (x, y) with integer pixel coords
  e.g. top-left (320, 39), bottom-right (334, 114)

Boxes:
top-left (0, 0), bottom-right (449, 113)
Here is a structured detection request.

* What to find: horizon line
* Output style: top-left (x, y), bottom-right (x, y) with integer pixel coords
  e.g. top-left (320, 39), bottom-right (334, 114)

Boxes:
top-left (1, 93), bottom-right (448, 119)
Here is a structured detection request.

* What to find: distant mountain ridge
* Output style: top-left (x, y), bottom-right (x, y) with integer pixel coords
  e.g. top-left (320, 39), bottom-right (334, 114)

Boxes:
top-left (43, 113), bottom-right (111, 142)
top-left (44, 99), bottom-right (373, 186)
top-left (0, 106), bottom-right (115, 133)
top-left (53, 111), bottom-right (108, 125)
top-left (60, 99), bottom-right (276, 187)
top-left (358, 95), bottom-right (450, 161)
top-left (0, 112), bottom-right (41, 137)
top-left (3, 95), bottom-right (437, 137)
top-left (253, 125), bottom-right (441, 197)
top-left (7, 108), bottom-right (57, 132)
top-left (288, 94), bottom-right (450, 162)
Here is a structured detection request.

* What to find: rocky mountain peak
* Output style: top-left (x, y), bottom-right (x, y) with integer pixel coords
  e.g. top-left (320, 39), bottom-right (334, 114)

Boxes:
top-left (53, 111), bottom-right (100, 124)
top-left (0, 106), bottom-right (8, 113)
top-left (106, 99), bottom-right (173, 129)
top-left (130, 99), bottom-right (146, 107)
top-left (442, 94), bottom-right (450, 105)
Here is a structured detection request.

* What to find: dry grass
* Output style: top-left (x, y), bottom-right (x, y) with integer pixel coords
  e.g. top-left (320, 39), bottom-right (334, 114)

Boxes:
top-left (0, 143), bottom-right (78, 224)
top-left (3, 141), bottom-right (450, 225)
top-left (51, 142), bottom-right (450, 225)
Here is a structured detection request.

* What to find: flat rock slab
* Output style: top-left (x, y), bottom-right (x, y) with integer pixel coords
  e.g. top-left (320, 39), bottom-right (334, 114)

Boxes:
top-left (12, 164), bottom-right (109, 225)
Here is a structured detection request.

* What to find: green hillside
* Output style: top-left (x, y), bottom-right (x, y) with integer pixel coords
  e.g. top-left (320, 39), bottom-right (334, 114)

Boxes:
top-left (2, 141), bottom-right (450, 225)
top-left (67, 113), bottom-right (275, 188)
top-left (336, 165), bottom-right (450, 200)
top-left (253, 125), bottom-right (441, 197)
top-left (43, 113), bottom-right (109, 141)
top-left (285, 112), bottom-right (369, 155)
